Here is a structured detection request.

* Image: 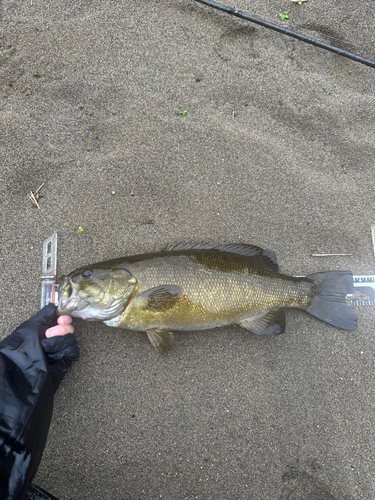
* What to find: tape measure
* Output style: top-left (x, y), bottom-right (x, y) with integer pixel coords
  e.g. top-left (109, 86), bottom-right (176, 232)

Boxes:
top-left (349, 276), bottom-right (375, 306)
top-left (346, 225), bottom-right (375, 306)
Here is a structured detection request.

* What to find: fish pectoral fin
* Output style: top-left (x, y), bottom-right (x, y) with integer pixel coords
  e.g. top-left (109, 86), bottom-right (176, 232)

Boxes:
top-left (238, 310), bottom-right (285, 336)
top-left (140, 285), bottom-right (182, 312)
top-left (146, 328), bottom-right (175, 354)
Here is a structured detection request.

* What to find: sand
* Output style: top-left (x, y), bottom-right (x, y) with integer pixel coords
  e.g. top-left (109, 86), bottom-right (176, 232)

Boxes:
top-left (1, 0), bottom-right (375, 498)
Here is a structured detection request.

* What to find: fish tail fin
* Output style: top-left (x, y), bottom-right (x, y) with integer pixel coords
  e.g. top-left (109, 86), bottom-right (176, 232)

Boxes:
top-left (306, 271), bottom-right (357, 330)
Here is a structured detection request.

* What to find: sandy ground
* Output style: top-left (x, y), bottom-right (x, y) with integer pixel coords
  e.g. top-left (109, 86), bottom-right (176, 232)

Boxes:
top-left (1, 0), bottom-right (375, 498)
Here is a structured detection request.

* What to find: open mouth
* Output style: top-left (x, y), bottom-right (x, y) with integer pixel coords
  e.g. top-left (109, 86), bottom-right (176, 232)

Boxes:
top-left (58, 296), bottom-right (83, 315)
top-left (57, 276), bottom-right (88, 316)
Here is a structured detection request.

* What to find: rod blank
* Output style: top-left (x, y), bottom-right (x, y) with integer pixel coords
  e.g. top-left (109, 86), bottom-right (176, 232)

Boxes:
top-left (192, 0), bottom-right (375, 68)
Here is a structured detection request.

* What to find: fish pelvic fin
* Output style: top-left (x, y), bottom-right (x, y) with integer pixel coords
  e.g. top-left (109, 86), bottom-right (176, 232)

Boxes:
top-left (306, 271), bottom-right (357, 330)
top-left (146, 328), bottom-right (175, 354)
top-left (238, 310), bottom-right (286, 336)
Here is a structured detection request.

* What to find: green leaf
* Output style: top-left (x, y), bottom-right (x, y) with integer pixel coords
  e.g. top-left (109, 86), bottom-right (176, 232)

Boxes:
top-left (77, 226), bottom-right (84, 233)
top-left (279, 11), bottom-right (289, 20)
top-left (180, 110), bottom-right (188, 116)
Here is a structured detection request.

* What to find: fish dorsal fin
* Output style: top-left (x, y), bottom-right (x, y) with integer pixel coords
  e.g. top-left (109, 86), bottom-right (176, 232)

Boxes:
top-left (167, 242), bottom-right (278, 272)
top-left (238, 310), bottom-right (285, 336)
top-left (140, 285), bottom-right (182, 312)
top-left (146, 328), bottom-right (175, 354)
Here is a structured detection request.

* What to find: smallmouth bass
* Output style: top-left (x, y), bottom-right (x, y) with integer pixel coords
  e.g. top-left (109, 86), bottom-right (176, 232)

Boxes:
top-left (57, 243), bottom-right (357, 353)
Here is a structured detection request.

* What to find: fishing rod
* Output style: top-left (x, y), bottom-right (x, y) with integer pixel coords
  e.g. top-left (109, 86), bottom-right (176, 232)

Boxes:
top-left (192, 0), bottom-right (375, 68)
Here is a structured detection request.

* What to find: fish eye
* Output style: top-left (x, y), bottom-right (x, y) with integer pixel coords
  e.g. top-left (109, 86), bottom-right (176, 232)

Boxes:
top-left (82, 269), bottom-right (92, 278)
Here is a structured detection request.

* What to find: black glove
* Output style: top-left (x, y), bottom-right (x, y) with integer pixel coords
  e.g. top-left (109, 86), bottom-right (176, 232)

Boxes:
top-left (41, 333), bottom-right (79, 389)
top-left (0, 304), bottom-right (79, 500)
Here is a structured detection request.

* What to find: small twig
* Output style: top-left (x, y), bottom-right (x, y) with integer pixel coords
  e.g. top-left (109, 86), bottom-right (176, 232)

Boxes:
top-left (26, 182), bottom-right (45, 208)
top-left (311, 253), bottom-right (353, 257)
top-left (34, 182), bottom-right (45, 195)
top-left (29, 190), bottom-right (41, 209)
top-left (86, 132), bottom-right (93, 150)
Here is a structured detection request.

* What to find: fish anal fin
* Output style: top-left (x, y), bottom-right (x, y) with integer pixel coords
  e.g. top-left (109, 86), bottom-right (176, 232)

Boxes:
top-left (238, 310), bottom-right (285, 336)
top-left (146, 328), bottom-right (175, 353)
top-left (167, 242), bottom-right (278, 272)
top-left (140, 285), bottom-right (182, 312)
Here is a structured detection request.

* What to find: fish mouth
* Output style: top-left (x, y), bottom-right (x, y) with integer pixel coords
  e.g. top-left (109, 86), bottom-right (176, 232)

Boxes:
top-left (58, 291), bottom-right (131, 321)
top-left (58, 296), bottom-right (88, 316)
top-left (57, 276), bottom-right (88, 316)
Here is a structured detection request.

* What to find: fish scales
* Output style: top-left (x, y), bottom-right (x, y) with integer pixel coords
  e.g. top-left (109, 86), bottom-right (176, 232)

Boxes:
top-left (120, 252), bottom-right (313, 331)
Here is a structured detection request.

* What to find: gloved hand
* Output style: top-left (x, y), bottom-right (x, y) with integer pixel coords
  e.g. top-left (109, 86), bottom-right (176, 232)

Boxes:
top-left (0, 304), bottom-right (79, 500)
top-left (0, 303), bottom-right (79, 391)
top-left (41, 333), bottom-right (79, 386)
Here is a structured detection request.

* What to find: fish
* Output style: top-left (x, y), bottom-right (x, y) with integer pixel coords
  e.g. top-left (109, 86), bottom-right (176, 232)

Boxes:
top-left (57, 242), bottom-right (357, 353)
